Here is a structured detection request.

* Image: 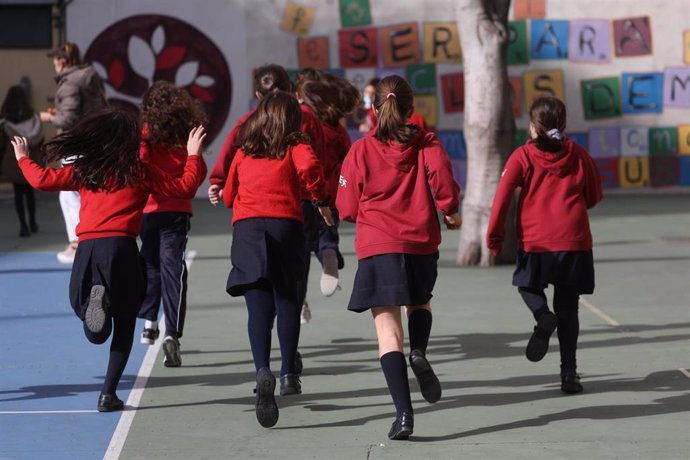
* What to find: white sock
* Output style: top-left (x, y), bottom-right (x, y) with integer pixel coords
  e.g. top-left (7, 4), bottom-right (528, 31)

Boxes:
top-left (145, 320), bottom-right (158, 330)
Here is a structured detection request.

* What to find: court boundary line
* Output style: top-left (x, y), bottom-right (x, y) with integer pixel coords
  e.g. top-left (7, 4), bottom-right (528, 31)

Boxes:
top-left (103, 250), bottom-right (196, 460)
top-left (579, 297), bottom-right (620, 327)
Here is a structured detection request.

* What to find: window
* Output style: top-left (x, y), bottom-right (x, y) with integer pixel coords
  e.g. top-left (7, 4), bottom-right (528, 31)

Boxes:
top-left (0, 4), bottom-right (54, 48)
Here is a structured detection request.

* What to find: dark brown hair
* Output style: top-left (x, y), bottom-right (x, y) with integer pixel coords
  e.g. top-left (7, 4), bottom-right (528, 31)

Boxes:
top-left (141, 81), bottom-right (207, 148)
top-left (301, 73), bottom-right (361, 126)
top-left (1, 86), bottom-right (34, 123)
top-left (235, 91), bottom-right (309, 159)
top-left (529, 96), bottom-right (567, 153)
top-left (253, 64), bottom-right (292, 97)
top-left (294, 68), bottom-right (324, 101)
top-left (49, 42), bottom-right (82, 67)
top-left (374, 75), bottom-right (416, 144)
top-left (44, 107), bottom-right (143, 192)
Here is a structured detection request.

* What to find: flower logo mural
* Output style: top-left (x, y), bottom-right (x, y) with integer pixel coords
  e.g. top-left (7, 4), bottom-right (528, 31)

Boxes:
top-left (84, 14), bottom-right (232, 143)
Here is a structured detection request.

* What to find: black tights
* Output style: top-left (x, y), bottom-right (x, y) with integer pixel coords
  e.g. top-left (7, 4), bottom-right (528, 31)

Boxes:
top-left (13, 183), bottom-right (36, 228)
top-left (518, 285), bottom-right (580, 374)
top-left (244, 281), bottom-right (301, 376)
top-left (84, 311), bottom-right (137, 395)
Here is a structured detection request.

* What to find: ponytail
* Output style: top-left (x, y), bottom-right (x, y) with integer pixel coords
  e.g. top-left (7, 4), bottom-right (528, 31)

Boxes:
top-left (529, 96), bottom-right (566, 153)
top-left (374, 75), bottom-right (416, 144)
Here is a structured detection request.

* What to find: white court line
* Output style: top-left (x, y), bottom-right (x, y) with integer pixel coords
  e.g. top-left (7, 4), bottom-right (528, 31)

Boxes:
top-left (0, 410), bottom-right (98, 414)
top-left (678, 368), bottom-right (690, 379)
top-left (103, 250), bottom-right (196, 460)
top-left (579, 297), bottom-right (620, 327)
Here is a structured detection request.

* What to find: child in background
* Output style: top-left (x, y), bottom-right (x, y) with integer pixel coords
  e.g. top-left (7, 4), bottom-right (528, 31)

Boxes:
top-left (358, 77), bottom-right (379, 133)
top-left (223, 91), bottom-right (332, 428)
top-left (486, 96), bottom-right (602, 394)
top-left (1, 86), bottom-right (42, 237)
top-left (299, 73), bottom-right (360, 297)
top-left (208, 64), bottom-right (292, 206)
top-left (12, 108), bottom-right (206, 411)
top-left (336, 76), bottom-right (461, 440)
top-left (137, 81), bottom-right (208, 368)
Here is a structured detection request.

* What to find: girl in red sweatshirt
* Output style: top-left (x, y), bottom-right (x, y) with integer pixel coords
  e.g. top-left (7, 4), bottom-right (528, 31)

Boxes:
top-left (11, 107), bottom-right (206, 412)
top-left (336, 75), bottom-right (461, 440)
top-left (486, 96), bottom-right (602, 394)
top-left (136, 81), bottom-right (208, 368)
top-left (223, 91), bottom-right (332, 428)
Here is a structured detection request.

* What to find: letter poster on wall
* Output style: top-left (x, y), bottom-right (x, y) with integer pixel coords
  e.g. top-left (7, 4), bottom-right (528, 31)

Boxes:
top-left (339, 27), bottom-right (378, 68)
top-left (622, 72), bottom-right (663, 114)
top-left (613, 16), bottom-right (652, 57)
top-left (620, 126), bottom-right (649, 156)
top-left (523, 69), bottom-right (564, 112)
top-left (650, 156), bottom-right (679, 187)
top-left (414, 95), bottom-right (438, 127)
top-left (514, 0), bottom-right (545, 20)
top-left (530, 20), bottom-right (569, 60)
top-left (581, 76), bottom-right (622, 120)
top-left (619, 157), bottom-right (650, 188)
top-left (679, 125), bottom-right (690, 155)
top-left (423, 22), bottom-right (461, 63)
top-left (648, 127), bottom-right (678, 155)
top-left (594, 158), bottom-right (620, 188)
top-left (568, 19), bottom-right (611, 63)
top-left (508, 76), bottom-right (523, 117)
top-left (339, 0), bottom-right (372, 28)
top-left (588, 127), bottom-right (619, 158)
top-left (684, 30), bottom-right (690, 65)
top-left (380, 23), bottom-right (421, 67)
top-left (663, 67), bottom-right (690, 108)
top-left (280, 2), bottom-right (316, 36)
top-left (407, 63), bottom-right (436, 95)
top-left (440, 72), bottom-right (464, 113)
top-left (298, 37), bottom-right (330, 69)
top-left (507, 21), bottom-right (529, 65)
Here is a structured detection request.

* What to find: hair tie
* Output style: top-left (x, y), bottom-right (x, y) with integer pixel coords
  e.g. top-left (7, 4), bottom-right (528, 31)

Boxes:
top-left (386, 92), bottom-right (396, 99)
top-left (547, 128), bottom-right (562, 140)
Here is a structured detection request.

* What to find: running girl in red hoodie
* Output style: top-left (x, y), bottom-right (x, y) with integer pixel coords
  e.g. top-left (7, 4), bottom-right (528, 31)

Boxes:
top-left (11, 107), bottom-right (206, 412)
top-left (486, 96), bottom-right (602, 394)
top-left (207, 64), bottom-right (291, 205)
top-left (223, 91), bottom-right (333, 428)
top-left (299, 73), bottom-right (360, 297)
top-left (136, 81), bottom-right (208, 368)
top-left (336, 75), bottom-right (461, 440)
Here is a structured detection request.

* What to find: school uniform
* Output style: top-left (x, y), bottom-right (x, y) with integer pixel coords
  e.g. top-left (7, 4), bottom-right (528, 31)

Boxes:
top-left (138, 134), bottom-right (205, 339)
top-left (487, 138), bottom-right (602, 294)
top-left (223, 142), bottom-right (327, 376)
top-left (209, 110), bottom-right (254, 188)
top-left (336, 128), bottom-right (460, 312)
top-left (18, 154), bottom-right (206, 393)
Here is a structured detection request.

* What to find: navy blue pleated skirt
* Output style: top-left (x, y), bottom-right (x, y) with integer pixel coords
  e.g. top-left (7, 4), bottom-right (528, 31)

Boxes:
top-left (348, 252), bottom-right (439, 313)
top-left (69, 236), bottom-right (145, 321)
top-left (226, 218), bottom-right (306, 298)
top-left (513, 249), bottom-right (595, 294)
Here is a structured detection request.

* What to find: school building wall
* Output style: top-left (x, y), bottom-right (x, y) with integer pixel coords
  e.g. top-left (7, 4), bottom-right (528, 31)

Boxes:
top-left (2, 0), bottom-right (688, 191)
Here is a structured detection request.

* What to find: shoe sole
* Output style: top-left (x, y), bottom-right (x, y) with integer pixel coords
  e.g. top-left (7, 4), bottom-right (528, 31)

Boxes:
top-left (410, 353), bottom-right (442, 404)
top-left (525, 314), bottom-right (558, 362)
top-left (389, 425), bottom-right (413, 440)
top-left (319, 273), bottom-right (340, 297)
top-left (97, 399), bottom-right (124, 412)
top-left (85, 285), bottom-right (107, 334)
top-left (162, 340), bottom-right (181, 367)
top-left (256, 373), bottom-right (279, 428)
top-left (140, 337), bottom-right (155, 345)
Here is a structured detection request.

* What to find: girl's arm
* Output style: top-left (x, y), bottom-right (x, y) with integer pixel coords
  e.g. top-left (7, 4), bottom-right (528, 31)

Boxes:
top-left (222, 150), bottom-right (242, 209)
top-left (12, 136), bottom-right (78, 191)
top-left (146, 126), bottom-right (207, 198)
top-left (422, 135), bottom-right (461, 216)
top-left (582, 151), bottom-right (603, 209)
top-left (486, 152), bottom-right (524, 256)
top-left (292, 143), bottom-right (334, 226)
top-left (335, 145), bottom-right (362, 223)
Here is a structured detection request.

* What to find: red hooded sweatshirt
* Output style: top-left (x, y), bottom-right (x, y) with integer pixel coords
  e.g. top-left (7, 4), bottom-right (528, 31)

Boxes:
top-left (486, 138), bottom-right (602, 255)
top-left (209, 110), bottom-right (254, 187)
top-left (336, 129), bottom-right (460, 259)
top-left (321, 123), bottom-right (351, 208)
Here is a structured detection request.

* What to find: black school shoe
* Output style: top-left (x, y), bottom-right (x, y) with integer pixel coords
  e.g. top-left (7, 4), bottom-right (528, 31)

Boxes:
top-left (409, 349), bottom-right (442, 403)
top-left (525, 312), bottom-right (558, 362)
top-left (255, 367), bottom-right (279, 428)
top-left (85, 285), bottom-right (109, 335)
top-left (388, 412), bottom-right (414, 440)
top-left (97, 393), bottom-right (124, 412)
top-left (280, 373), bottom-right (302, 396)
top-left (561, 373), bottom-right (583, 394)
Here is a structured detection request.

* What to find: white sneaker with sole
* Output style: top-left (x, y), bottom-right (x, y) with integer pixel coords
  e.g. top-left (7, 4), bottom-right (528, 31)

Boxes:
top-left (300, 302), bottom-right (312, 325)
top-left (320, 249), bottom-right (340, 296)
top-left (57, 242), bottom-right (78, 264)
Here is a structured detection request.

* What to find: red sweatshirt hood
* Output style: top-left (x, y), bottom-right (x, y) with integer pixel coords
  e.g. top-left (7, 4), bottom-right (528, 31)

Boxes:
top-left (366, 128), bottom-right (425, 173)
top-left (524, 138), bottom-right (577, 178)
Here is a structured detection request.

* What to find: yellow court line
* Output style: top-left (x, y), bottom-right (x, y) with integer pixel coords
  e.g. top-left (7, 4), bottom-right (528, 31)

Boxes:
top-left (579, 297), bottom-right (620, 327)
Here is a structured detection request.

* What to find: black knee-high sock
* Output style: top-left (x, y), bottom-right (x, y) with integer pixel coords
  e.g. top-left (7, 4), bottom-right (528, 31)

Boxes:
top-left (22, 184), bottom-right (37, 225)
top-left (244, 287), bottom-right (276, 371)
top-left (102, 312), bottom-right (136, 395)
top-left (553, 286), bottom-right (580, 374)
top-left (380, 351), bottom-right (413, 416)
top-left (518, 287), bottom-right (551, 321)
top-left (408, 309), bottom-right (432, 354)
top-left (13, 184), bottom-right (28, 228)
top-left (275, 286), bottom-right (301, 376)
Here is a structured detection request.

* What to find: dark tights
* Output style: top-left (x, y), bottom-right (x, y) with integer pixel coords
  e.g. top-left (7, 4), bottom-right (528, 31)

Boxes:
top-left (13, 183), bottom-right (36, 229)
top-left (244, 281), bottom-right (301, 376)
top-left (518, 285), bottom-right (580, 374)
top-left (83, 311), bottom-right (137, 395)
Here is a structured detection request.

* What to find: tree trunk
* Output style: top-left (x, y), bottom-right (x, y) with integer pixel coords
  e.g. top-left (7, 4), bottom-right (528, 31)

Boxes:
top-left (455, 0), bottom-right (516, 266)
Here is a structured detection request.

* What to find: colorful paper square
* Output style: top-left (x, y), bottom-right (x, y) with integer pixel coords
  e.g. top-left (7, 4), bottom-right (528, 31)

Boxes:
top-left (530, 20), bottom-right (569, 60)
top-left (280, 2), bottom-right (316, 36)
top-left (648, 127), bottom-right (678, 155)
top-left (406, 64), bottom-right (436, 95)
top-left (441, 73), bottom-right (464, 113)
top-left (568, 132), bottom-right (588, 149)
top-left (339, 0), bottom-right (372, 28)
top-left (594, 157), bottom-right (620, 189)
top-left (679, 157), bottom-right (690, 185)
top-left (380, 23), bottom-right (421, 67)
top-left (514, 129), bottom-right (529, 149)
top-left (620, 127), bottom-right (649, 156)
top-left (568, 19), bottom-right (611, 63)
top-left (523, 70), bottom-right (565, 113)
top-left (650, 156), bottom-right (679, 187)
top-left (338, 27), bottom-right (379, 68)
top-left (507, 21), bottom-right (529, 65)
top-left (298, 37), bottom-right (330, 69)
top-left (438, 131), bottom-right (467, 159)
top-left (423, 22), bottom-right (461, 63)
top-left (679, 125), bottom-right (690, 155)
top-left (581, 77), bottom-right (622, 120)
top-left (619, 157), bottom-right (650, 188)
top-left (514, 0), bottom-right (545, 20)
top-left (613, 17), bottom-right (652, 57)
top-left (345, 68), bottom-right (376, 92)
top-left (508, 76), bottom-right (523, 117)
top-left (684, 31), bottom-right (690, 65)
top-left (588, 127), bottom-right (620, 158)
top-left (414, 95), bottom-right (437, 127)
top-left (663, 67), bottom-right (690, 108)
top-left (622, 73), bottom-right (663, 114)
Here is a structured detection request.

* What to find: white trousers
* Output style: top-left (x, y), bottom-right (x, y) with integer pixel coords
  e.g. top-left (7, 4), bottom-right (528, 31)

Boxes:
top-left (59, 190), bottom-right (80, 243)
